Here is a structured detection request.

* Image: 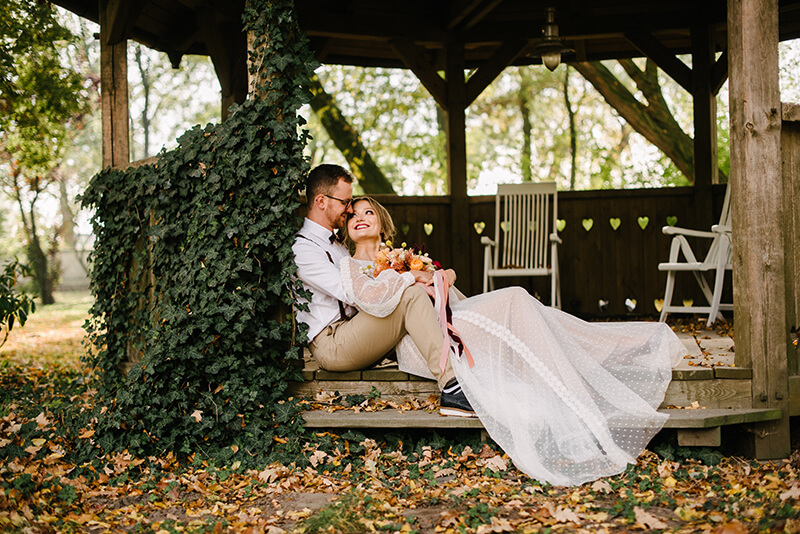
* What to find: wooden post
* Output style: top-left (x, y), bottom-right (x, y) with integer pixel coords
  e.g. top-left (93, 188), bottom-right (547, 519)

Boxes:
top-left (728, 0), bottom-right (790, 458)
top-left (691, 23), bottom-right (718, 229)
top-left (445, 38), bottom-right (471, 289)
top-left (99, 0), bottom-right (129, 168)
top-left (783, 103), bottom-right (800, 376)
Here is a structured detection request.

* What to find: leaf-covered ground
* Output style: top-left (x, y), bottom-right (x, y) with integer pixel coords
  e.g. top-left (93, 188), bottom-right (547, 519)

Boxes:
top-left (1, 293), bottom-right (799, 533)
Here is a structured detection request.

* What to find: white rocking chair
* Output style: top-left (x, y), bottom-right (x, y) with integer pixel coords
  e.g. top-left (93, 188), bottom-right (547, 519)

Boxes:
top-left (481, 182), bottom-right (562, 308)
top-left (658, 184), bottom-right (733, 327)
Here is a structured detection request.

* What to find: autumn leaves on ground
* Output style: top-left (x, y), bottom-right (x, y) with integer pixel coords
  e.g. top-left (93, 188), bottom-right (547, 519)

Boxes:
top-left (1, 293), bottom-right (799, 533)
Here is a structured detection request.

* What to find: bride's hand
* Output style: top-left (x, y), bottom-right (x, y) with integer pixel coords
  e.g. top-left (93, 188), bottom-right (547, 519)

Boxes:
top-left (410, 269), bottom-right (457, 286)
top-left (410, 270), bottom-right (434, 285)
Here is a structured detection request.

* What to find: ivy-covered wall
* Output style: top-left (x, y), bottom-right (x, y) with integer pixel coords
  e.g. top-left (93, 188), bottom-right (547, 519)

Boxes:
top-left (80, 0), bottom-right (315, 463)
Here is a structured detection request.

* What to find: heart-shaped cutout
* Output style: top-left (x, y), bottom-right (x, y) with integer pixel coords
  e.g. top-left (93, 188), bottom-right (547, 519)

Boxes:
top-left (500, 221), bottom-right (510, 232)
top-left (400, 223), bottom-right (410, 235)
top-left (666, 216), bottom-right (678, 227)
top-left (637, 216), bottom-right (649, 230)
top-left (473, 221), bottom-right (486, 235)
top-left (654, 299), bottom-right (664, 312)
top-left (423, 223), bottom-right (434, 236)
top-left (556, 219), bottom-right (566, 232)
top-left (609, 217), bottom-right (621, 231)
top-left (682, 298), bottom-right (694, 307)
top-left (625, 298), bottom-right (637, 312)
top-left (582, 218), bottom-right (594, 232)
top-left (598, 299), bottom-right (609, 312)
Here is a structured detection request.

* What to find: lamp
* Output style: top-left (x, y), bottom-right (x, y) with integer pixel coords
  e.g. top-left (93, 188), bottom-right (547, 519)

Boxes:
top-left (533, 7), bottom-right (572, 71)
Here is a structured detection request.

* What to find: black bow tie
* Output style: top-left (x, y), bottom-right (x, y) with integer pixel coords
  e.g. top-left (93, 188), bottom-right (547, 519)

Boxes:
top-left (329, 232), bottom-right (337, 244)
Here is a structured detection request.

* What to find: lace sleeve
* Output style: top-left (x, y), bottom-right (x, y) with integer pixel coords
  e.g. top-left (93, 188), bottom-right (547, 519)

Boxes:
top-left (340, 257), bottom-right (415, 318)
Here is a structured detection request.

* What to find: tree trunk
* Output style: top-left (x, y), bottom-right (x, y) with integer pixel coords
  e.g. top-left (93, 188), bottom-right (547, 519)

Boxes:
top-left (59, 172), bottom-right (89, 276)
top-left (134, 45), bottom-right (152, 158)
top-left (308, 75), bottom-right (396, 194)
top-left (573, 60), bottom-right (696, 181)
top-left (519, 69), bottom-right (533, 182)
top-left (563, 67), bottom-right (578, 190)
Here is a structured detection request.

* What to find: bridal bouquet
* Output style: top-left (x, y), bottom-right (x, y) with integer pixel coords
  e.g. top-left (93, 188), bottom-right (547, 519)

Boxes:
top-left (373, 241), bottom-right (437, 276)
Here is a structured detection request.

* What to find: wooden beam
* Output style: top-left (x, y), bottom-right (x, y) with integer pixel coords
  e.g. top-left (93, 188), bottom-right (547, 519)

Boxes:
top-left (728, 0), bottom-right (790, 459)
top-left (624, 31), bottom-right (692, 93)
top-left (103, 0), bottom-right (144, 45)
top-left (465, 40), bottom-right (527, 106)
top-left (712, 50), bottom-right (729, 95)
top-left (99, 0), bottom-right (129, 168)
top-left (783, 105), bottom-right (800, 376)
top-left (196, 7), bottom-right (247, 120)
top-left (692, 22), bottom-right (718, 230)
top-left (390, 40), bottom-right (448, 109)
top-left (445, 38), bottom-right (471, 288)
top-left (448, 0), bottom-right (505, 31)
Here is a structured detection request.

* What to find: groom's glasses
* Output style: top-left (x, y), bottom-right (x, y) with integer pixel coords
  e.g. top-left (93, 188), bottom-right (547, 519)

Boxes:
top-left (324, 194), bottom-right (353, 209)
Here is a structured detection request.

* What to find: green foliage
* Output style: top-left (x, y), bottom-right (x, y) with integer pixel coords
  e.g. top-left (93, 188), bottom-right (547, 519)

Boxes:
top-left (0, 0), bottom-right (87, 172)
top-left (653, 441), bottom-right (723, 466)
top-left (80, 0), bottom-right (317, 465)
top-left (0, 259), bottom-right (35, 348)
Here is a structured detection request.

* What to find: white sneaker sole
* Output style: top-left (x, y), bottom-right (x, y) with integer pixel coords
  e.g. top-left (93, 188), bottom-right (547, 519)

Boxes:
top-left (439, 407), bottom-right (479, 418)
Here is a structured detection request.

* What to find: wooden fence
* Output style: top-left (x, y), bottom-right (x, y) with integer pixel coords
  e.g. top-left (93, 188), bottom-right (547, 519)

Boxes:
top-left (369, 184), bottom-right (730, 318)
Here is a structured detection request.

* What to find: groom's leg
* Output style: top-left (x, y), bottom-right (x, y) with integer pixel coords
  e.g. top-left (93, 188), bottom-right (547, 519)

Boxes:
top-left (310, 285), bottom-right (455, 388)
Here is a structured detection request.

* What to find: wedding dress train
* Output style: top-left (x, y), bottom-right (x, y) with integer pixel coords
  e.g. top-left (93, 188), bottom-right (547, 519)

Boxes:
top-left (340, 258), bottom-right (685, 486)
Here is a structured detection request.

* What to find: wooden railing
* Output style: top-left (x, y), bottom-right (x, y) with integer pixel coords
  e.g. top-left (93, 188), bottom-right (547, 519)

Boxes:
top-left (369, 184), bottom-right (730, 317)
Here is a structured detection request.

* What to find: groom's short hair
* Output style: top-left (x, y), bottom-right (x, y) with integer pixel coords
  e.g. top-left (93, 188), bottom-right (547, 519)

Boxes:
top-left (306, 164), bottom-right (354, 207)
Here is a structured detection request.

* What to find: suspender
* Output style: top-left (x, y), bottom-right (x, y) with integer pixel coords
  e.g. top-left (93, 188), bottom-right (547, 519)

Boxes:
top-left (297, 233), bottom-right (352, 322)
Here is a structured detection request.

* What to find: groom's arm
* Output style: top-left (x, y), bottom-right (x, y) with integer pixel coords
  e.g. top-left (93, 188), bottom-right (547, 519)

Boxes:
top-left (292, 239), bottom-right (351, 303)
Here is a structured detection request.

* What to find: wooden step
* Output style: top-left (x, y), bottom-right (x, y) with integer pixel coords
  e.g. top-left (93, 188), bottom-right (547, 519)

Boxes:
top-left (287, 364), bottom-right (757, 410)
top-left (301, 407), bottom-right (782, 447)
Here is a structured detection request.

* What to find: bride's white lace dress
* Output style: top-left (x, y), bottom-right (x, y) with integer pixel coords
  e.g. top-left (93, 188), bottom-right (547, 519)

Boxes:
top-left (340, 258), bottom-right (685, 486)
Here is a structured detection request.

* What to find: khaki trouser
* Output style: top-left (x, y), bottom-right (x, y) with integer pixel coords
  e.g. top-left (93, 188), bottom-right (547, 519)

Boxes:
top-left (310, 285), bottom-right (455, 389)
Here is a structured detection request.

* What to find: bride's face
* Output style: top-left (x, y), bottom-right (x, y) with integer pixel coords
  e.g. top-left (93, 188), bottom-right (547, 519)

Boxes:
top-left (347, 200), bottom-right (382, 244)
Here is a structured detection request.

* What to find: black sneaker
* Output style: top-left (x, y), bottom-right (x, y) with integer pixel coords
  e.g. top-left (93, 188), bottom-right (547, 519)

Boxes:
top-left (440, 378), bottom-right (477, 418)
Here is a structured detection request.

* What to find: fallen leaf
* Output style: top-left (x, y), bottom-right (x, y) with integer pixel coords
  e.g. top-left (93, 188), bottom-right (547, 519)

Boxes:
top-left (439, 510), bottom-right (461, 528)
top-left (634, 506), bottom-right (667, 529)
top-left (78, 429), bottom-right (95, 439)
top-left (483, 455), bottom-right (507, 473)
top-left (591, 479), bottom-right (612, 494)
top-left (191, 410), bottom-right (203, 423)
top-left (544, 503), bottom-right (579, 524)
top-left (780, 485), bottom-right (800, 501)
top-left (476, 517), bottom-right (515, 534)
top-left (309, 450), bottom-right (327, 467)
top-left (35, 412), bottom-right (49, 428)
top-left (712, 520), bottom-right (749, 534)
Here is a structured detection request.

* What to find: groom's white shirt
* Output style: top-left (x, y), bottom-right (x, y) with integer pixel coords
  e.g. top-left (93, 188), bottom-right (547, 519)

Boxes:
top-left (293, 218), bottom-right (356, 341)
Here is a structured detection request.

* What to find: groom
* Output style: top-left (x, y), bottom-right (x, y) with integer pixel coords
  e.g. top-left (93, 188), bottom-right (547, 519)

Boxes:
top-left (292, 164), bottom-right (474, 417)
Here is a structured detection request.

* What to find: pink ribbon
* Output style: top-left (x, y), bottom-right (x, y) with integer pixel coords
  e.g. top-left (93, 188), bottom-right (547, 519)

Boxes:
top-left (421, 270), bottom-right (475, 373)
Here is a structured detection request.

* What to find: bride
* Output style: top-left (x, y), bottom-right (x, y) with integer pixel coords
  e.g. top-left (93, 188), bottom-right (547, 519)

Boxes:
top-left (338, 196), bottom-right (685, 486)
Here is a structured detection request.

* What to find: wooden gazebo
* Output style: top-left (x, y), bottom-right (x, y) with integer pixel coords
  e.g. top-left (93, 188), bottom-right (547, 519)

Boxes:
top-left (52, 0), bottom-right (800, 458)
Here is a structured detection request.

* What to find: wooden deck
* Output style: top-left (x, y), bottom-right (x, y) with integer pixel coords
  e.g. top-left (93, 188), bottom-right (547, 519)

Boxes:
top-left (289, 326), bottom-right (797, 448)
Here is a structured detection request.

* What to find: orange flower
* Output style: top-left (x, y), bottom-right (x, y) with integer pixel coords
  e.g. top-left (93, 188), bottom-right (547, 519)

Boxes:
top-left (409, 258), bottom-right (424, 271)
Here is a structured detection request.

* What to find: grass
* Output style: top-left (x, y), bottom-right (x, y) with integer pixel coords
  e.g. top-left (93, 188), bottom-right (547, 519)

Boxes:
top-left (0, 290), bottom-right (92, 369)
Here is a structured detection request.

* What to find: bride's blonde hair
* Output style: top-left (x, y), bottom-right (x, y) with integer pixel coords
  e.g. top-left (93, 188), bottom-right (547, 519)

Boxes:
top-left (342, 196), bottom-right (395, 246)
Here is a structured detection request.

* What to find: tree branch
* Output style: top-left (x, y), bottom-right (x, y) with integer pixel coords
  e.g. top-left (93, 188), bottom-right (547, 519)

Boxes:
top-left (573, 60), bottom-right (695, 180)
